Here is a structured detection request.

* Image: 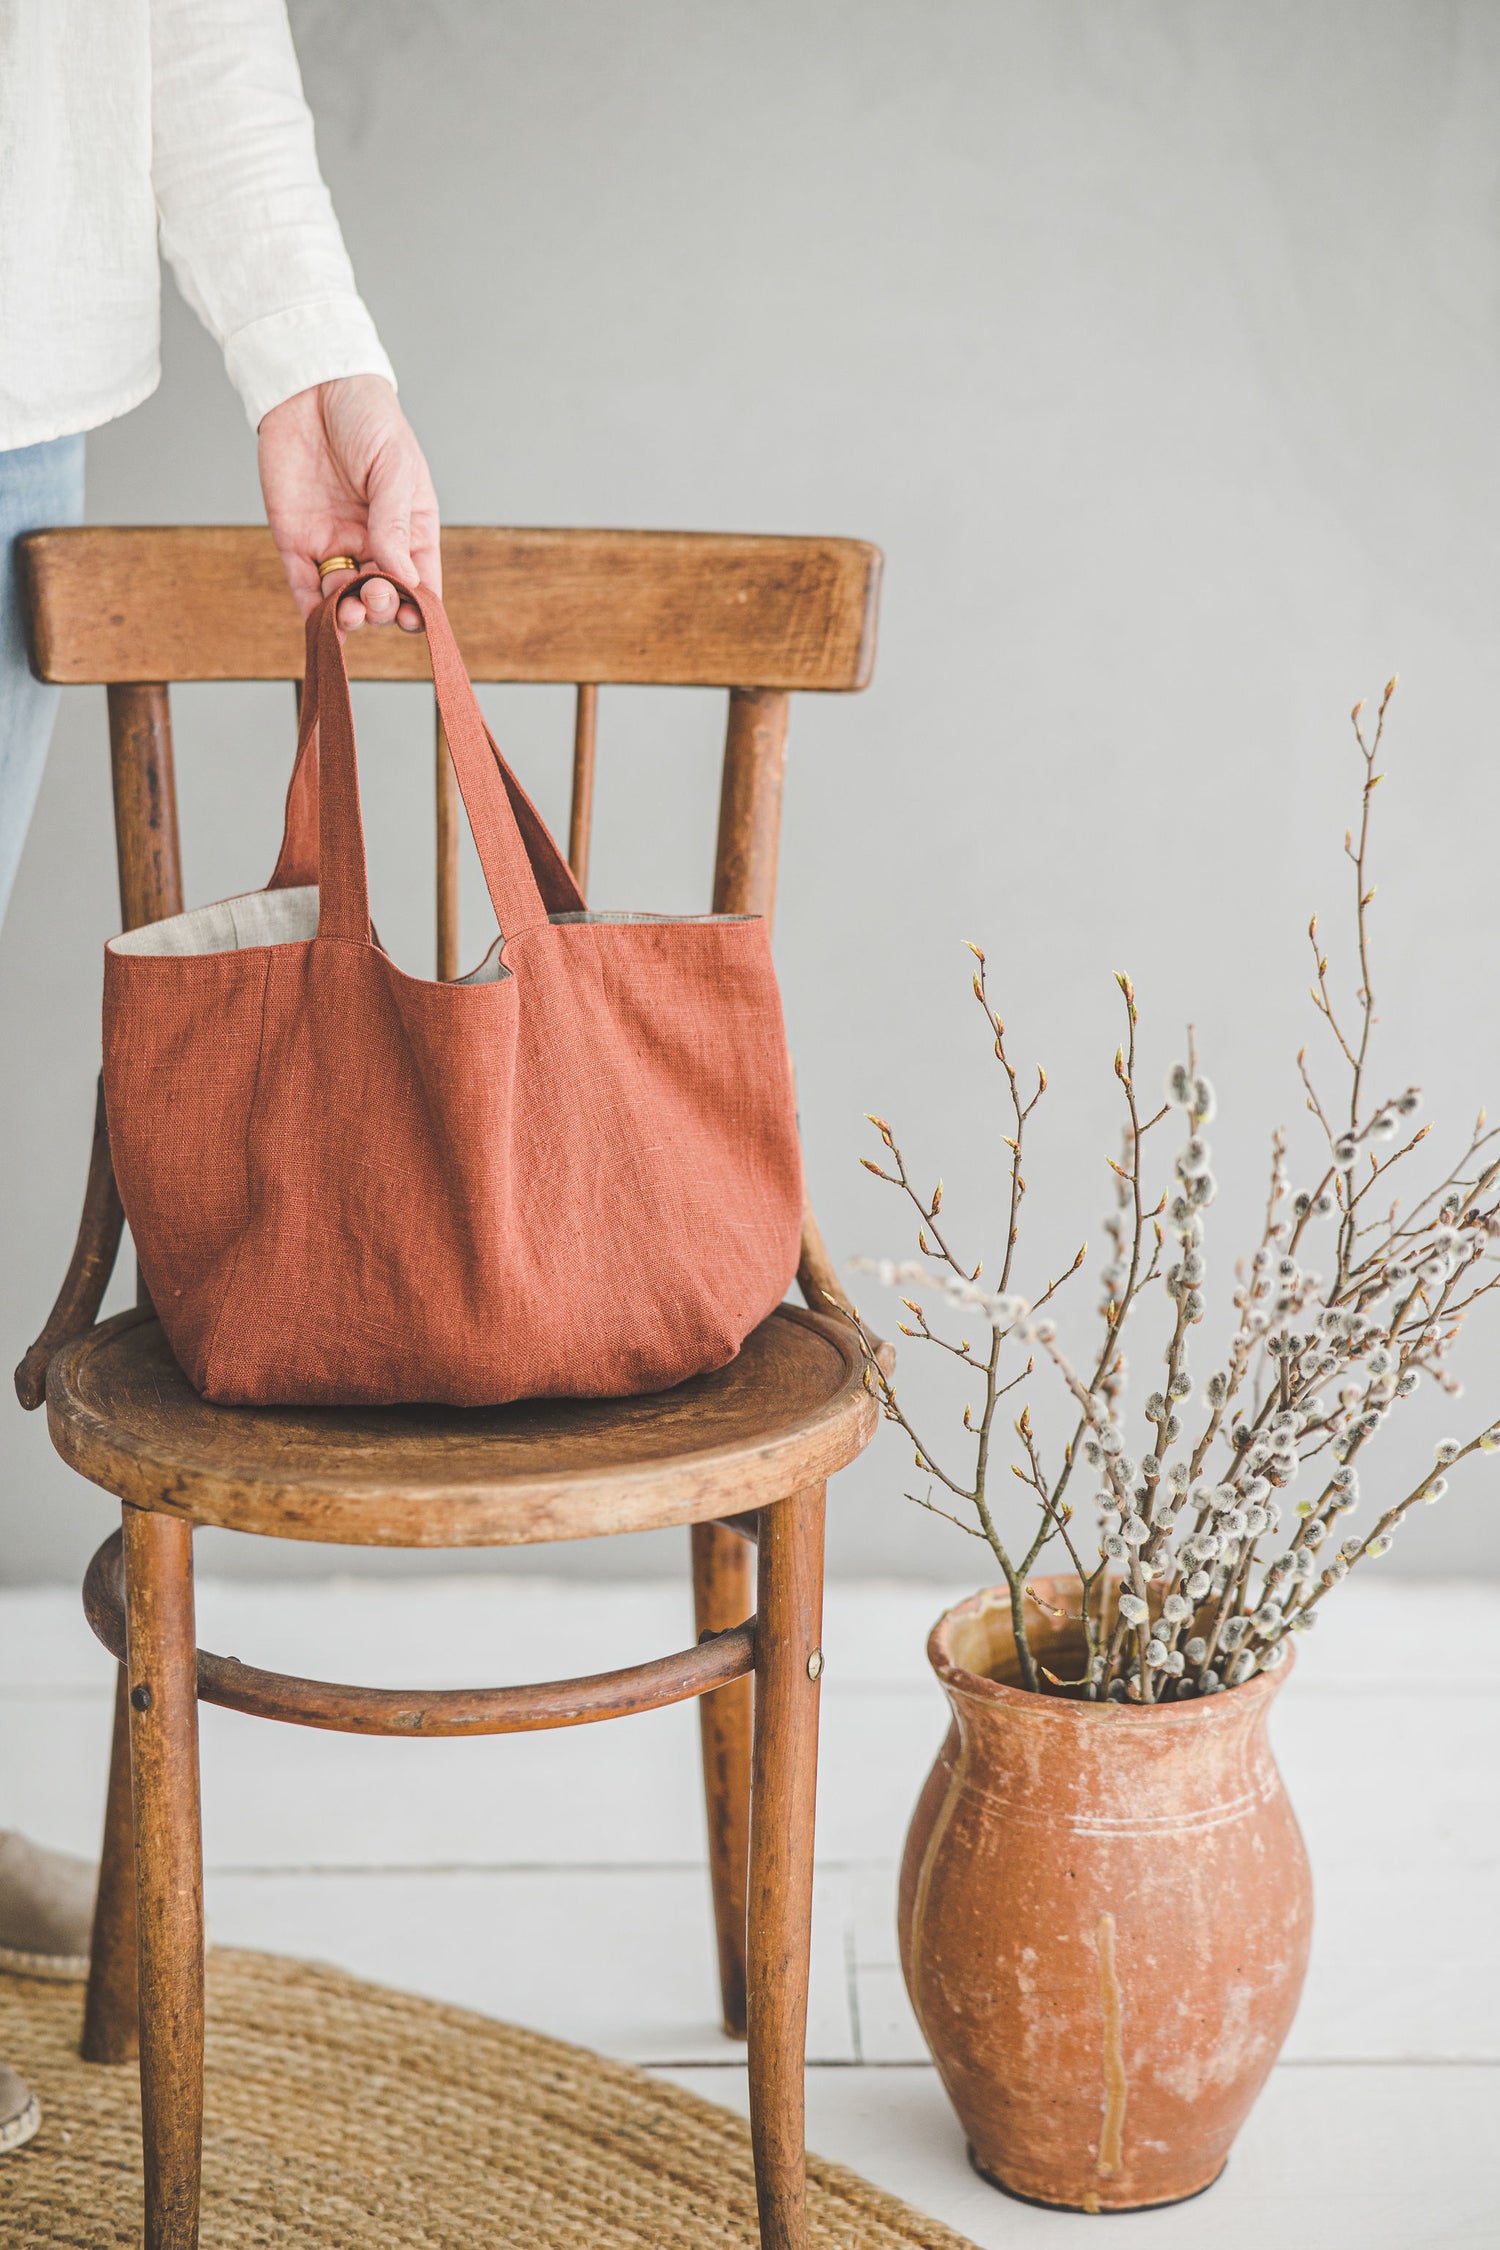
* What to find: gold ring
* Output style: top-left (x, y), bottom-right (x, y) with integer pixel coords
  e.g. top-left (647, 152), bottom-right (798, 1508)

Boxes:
top-left (316, 554), bottom-right (360, 580)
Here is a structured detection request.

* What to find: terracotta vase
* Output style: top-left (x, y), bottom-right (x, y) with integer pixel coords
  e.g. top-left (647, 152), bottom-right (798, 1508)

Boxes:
top-left (897, 1578), bottom-right (1312, 2212)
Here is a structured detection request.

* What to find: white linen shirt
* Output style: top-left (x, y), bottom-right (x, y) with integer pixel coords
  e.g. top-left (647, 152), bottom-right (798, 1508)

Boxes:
top-left (0, 0), bottom-right (395, 449)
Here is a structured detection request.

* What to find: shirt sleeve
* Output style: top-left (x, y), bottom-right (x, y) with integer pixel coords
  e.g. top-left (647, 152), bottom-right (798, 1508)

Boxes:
top-left (150, 0), bottom-right (396, 430)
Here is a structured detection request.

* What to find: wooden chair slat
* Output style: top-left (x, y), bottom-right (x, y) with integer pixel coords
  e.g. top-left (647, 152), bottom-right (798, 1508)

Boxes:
top-left (21, 525), bottom-right (881, 690)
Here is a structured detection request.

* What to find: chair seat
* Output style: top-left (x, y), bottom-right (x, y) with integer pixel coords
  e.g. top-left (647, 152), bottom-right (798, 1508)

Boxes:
top-left (45, 1304), bottom-right (874, 1547)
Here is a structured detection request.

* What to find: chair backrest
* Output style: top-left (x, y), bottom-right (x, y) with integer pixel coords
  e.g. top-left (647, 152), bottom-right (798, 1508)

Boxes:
top-left (18, 524), bottom-right (882, 1356)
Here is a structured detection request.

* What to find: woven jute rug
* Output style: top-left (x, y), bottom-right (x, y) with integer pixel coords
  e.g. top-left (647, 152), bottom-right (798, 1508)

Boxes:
top-left (0, 1950), bottom-right (977, 2248)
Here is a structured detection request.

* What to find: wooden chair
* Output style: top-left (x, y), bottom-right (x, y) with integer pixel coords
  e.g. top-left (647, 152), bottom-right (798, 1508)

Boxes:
top-left (13, 525), bottom-right (883, 2250)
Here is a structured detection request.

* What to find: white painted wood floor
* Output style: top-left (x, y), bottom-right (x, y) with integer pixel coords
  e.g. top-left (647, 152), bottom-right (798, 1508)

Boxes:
top-left (1, 1572), bottom-right (1495, 2248)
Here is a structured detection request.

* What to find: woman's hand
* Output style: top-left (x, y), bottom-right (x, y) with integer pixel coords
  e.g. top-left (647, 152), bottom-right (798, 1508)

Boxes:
top-left (258, 374), bottom-right (441, 631)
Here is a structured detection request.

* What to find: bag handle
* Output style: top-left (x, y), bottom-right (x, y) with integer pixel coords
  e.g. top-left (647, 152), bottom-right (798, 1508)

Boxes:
top-left (269, 608), bottom-right (584, 920)
top-left (267, 608), bottom-right (324, 892)
top-left (273, 577), bottom-right (585, 943)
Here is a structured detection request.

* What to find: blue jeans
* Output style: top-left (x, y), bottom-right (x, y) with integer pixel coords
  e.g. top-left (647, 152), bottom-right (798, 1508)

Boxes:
top-left (0, 436), bottom-right (86, 932)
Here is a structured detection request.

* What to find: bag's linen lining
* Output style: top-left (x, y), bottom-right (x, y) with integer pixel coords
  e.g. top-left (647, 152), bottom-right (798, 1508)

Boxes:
top-left (111, 887), bottom-right (320, 959)
top-left (109, 887), bottom-right (751, 984)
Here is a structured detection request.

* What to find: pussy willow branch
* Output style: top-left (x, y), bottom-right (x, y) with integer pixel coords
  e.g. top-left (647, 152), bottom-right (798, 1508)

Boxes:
top-left (853, 677), bottom-right (1500, 1705)
top-left (860, 1128), bottom-right (973, 1282)
top-left (1381, 1129), bottom-right (1500, 1254)
top-left (1337, 681), bottom-right (1392, 1272)
top-left (967, 942), bottom-right (1042, 1298)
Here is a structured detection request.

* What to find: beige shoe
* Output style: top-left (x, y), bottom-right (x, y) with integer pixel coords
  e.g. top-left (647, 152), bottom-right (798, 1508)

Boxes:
top-left (0, 2063), bottom-right (40, 2154)
top-left (0, 1833), bottom-right (95, 1982)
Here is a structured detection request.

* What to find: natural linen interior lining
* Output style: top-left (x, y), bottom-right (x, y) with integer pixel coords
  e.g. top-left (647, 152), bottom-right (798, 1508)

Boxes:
top-left (110, 886), bottom-right (321, 959)
top-left (109, 887), bottom-right (749, 985)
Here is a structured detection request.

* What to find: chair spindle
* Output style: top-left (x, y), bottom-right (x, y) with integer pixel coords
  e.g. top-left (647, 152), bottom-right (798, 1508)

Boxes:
top-left (109, 683), bottom-right (182, 1318)
top-left (107, 684), bottom-right (183, 931)
top-left (714, 689), bottom-right (789, 920)
top-left (568, 683), bottom-right (598, 896)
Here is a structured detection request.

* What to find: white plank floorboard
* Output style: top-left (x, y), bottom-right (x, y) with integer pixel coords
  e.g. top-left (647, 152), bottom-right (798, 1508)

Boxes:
top-left (1, 1569), bottom-right (1488, 1690)
top-left (1, 1574), bottom-right (1495, 2241)
top-left (657, 2062), bottom-right (1500, 2250)
top-left (0, 1676), bottom-right (944, 1870)
top-left (201, 1865), bottom-right (856, 2066)
top-left (1272, 1690), bottom-right (1500, 2061)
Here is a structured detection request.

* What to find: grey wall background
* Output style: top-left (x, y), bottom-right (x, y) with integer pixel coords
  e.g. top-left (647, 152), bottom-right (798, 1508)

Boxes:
top-left (5, 0), bottom-right (1500, 1585)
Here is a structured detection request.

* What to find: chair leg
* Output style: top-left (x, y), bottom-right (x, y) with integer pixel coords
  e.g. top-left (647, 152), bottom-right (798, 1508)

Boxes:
top-left (691, 1520), bottom-right (753, 2037)
top-left (124, 1506), bottom-right (204, 2250)
top-left (746, 1485), bottom-right (825, 2250)
top-left (80, 1661), bottom-right (139, 2063)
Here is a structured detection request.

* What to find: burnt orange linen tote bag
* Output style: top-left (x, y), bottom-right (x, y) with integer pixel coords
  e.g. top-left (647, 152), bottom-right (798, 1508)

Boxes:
top-left (100, 578), bottom-right (803, 1407)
